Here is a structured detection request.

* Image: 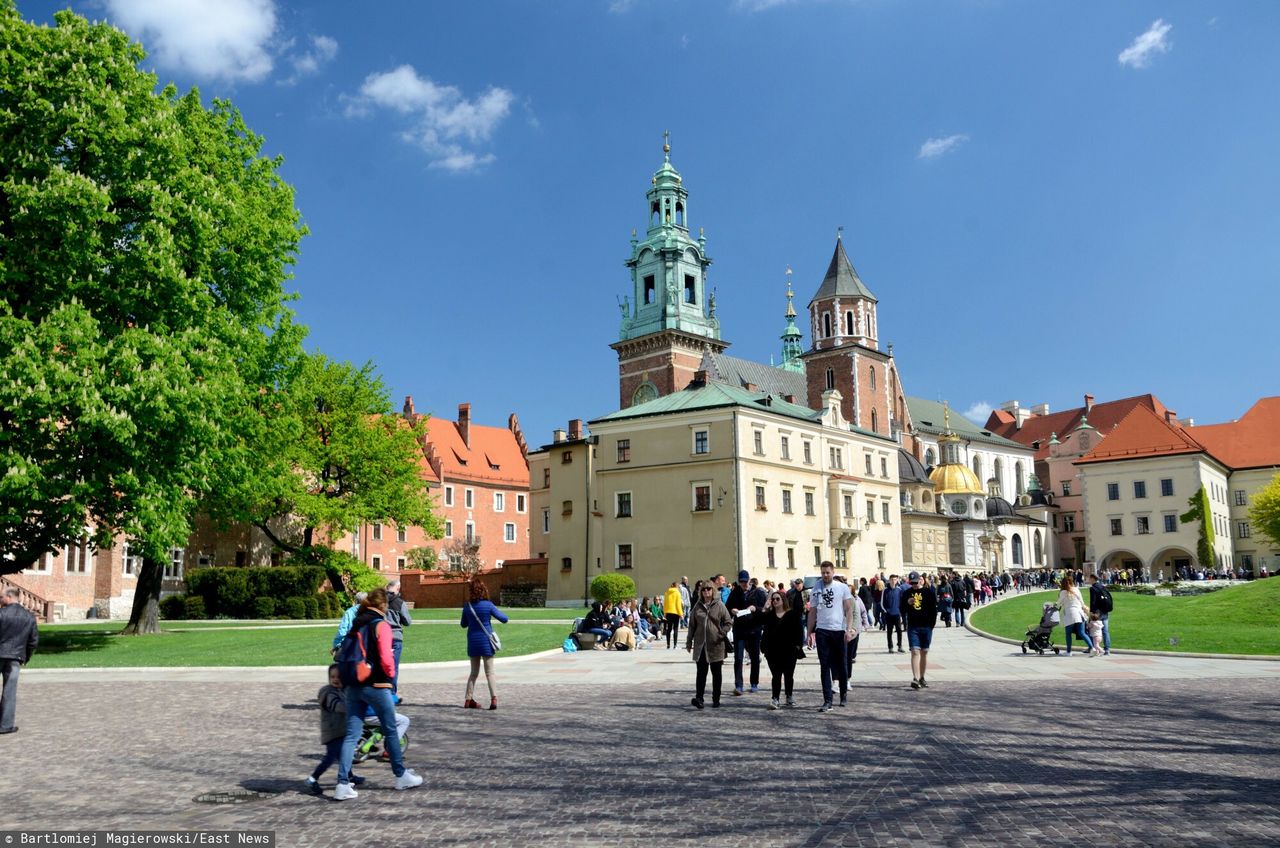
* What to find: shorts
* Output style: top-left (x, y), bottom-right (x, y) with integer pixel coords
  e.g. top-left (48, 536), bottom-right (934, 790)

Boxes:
top-left (907, 626), bottom-right (933, 651)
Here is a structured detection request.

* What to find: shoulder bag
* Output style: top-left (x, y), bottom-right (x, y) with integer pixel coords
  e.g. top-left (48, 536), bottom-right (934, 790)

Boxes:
top-left (467, 601), bottom-right (502, 652)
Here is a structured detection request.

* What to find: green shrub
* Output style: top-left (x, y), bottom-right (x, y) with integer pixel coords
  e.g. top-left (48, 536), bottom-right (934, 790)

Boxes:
top-left (184, 566), bottom-right (327, 617)
top-left (183, 595), bottom-right (207, 620)
top-left (159, 595), bottom-right (187, 620)
top-left (283, 597), bottom-right (307, 619)
top-left (322, 593), bottom-right (342, 617)
top-left (302, 596), bottom-right (320, 619)
top-left (252, 596), bottom-right (276, 618)
top-left (590, 573), bottom-right (637, 604)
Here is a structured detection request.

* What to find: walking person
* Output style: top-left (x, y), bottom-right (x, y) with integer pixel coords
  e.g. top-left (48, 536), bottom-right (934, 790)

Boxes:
top-left (679, 577), bottom-right (691, 626)
top-left (462, 579), bottom-right (508, 709)
top-left (0, 587), bottom-right (39, 735)
top-left (727, 569), bottom-right (767, 695)
top-left (333, 588), bottom-right (423, 800)
top-left (759, 589), bottom-right (803, 709)
top-left (1056, 575), bottom-right (1093, 656)
top-left (845, 582), bottom-right (873, 678)
top-left (881, 575), bottom-right (906, 653)
top-left (663, 580), bottom-right (685, 649)
top-left (1085, 573), bottom-right (1113, 655)
top-left (331, 591), bottom-right (369, 656)
top-left (901, 572), bottom-right (937, 689)
top-left (950, 574), bottom-right (968, 627)
top-left (685, 582), bottom-right (732, 709)
top-left (806, 561), bottom-right (853, 712)
top-left (385, 580), bottom-right (412, 703)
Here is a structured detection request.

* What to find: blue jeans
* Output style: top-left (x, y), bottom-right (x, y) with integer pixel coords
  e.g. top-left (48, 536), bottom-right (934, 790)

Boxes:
top-left (955, 604), bottom-right (966, 626)
top-left (1063, 622), bottom-right (1093, 654)
top-left (814, 629), bottom-right (848, 704)
top-left (1099, 613), bottom-right (1111, 651)
top-left (339, 685), bottom-right (405, 783)
top-left (588, 627), bottom-right (612, 641)
top-left (311, 738), bottom-right (348, 781)
top-left (733, 629), bottom-right (762, 691)
top-left (392, 640), bottom-right (403, 695)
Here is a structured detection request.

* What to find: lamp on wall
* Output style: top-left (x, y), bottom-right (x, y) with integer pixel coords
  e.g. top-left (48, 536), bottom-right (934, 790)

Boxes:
top-left (717, 487), bottom-right (727, 508)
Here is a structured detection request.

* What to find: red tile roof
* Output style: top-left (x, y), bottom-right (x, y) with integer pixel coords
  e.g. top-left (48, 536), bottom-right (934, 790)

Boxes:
top-left (1186, 397), bottom-right (1280, 470)
top-left (986, 394), bottom-right (1170, 461)
top-left (1074, 404), bottom-right (1207, 466)
top-left (421, 415), bottom-right (529, 488)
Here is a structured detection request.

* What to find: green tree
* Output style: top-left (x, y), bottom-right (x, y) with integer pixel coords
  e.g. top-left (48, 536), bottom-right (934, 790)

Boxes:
top-left (202, 353), bottom-right (440, 557)
top-left (0, 4), bottom-right (306, 633)
top-left (405, 546), bottom-right (438, 571)
top-left (1248, 472), bottom-right (1280, 552)
top-left (591, 573), bottom-right (637, 604)
top-left (1179, 485), bottom-right (1215, 569)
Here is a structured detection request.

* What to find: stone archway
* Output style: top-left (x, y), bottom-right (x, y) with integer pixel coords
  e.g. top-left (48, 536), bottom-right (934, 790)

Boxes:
top-left (1096, 549), bottom-right (1143, 579)
top-left (1150, 546), bottom-right (1196, 583)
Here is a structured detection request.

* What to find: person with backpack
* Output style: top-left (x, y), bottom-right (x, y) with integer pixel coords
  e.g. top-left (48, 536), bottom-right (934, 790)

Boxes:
top-left (385, 580), bottom-right (412, 703)
top-left (1085, 573), bottom-right (1113, 655)
top-left (333, 588), bottom-right (424, 800)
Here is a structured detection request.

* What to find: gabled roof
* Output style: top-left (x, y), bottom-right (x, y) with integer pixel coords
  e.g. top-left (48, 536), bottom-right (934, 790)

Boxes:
top-left (704, 351), bottom-right (807, 399)
top-left (906, 397), bottom-right (1029, 451)
top-left (420, 416), bottom-right (529, 488)
top-left (592, 380), bottom-right (822, 426)
top-left (1187, 396), bottom-right (1280, 470)
top-left (985, 394), bottom-right (1170, 460)
top-left (808, 238), bottom-right (876, 305)
top-left (1074, 404), bottom-right (1207, 466)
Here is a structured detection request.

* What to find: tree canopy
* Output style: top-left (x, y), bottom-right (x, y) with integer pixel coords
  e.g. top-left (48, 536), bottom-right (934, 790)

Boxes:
top-left (1248, 472), bottom-right (1280, 553)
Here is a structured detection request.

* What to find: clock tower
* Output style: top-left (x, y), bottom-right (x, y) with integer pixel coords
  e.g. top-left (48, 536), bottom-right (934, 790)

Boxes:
top-left (611, 135), bottom-right (727, 409)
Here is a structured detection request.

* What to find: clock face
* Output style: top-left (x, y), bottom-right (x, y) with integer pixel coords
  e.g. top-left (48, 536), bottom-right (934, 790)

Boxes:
top-left (632, 383), bottom-right (658, 405)
top-left (951, 499), bottom-right (967, 515)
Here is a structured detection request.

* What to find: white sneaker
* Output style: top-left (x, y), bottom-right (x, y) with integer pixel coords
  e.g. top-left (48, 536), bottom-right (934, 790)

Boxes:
top-left (333, 782), bottom-right (358, 801)
top-left (768, 698), bottom-right (779, 710)
top-left (394, 769), bottom-right (424, 790)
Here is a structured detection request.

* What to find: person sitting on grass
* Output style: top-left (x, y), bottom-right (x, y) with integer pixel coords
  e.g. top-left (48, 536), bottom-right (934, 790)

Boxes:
top-left (610, 620), bottom-right (637, 651)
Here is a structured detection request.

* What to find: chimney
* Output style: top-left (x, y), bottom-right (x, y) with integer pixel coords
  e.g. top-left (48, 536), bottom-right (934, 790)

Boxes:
top-left (552, 428), bottom-right (566, 443)
top-left (691, 370), bottom-right (709, 387)
top-left (1179, 417), bottom-right (1195, 428)
top-left (782, 394), bottom-right (795, 404)
top-left (1083, 394), bottom-right (1094, 414)
top-left (1001, 400), bottom-right (1021, 413)
top-left (1001, 401), bottom-right (1029, 429)
top-left (1164, 410), bottom-right (1178, 426)
top-left (402, 395), bottom-right (416, 418)
top-left (1031, 403), bottom-right (1050, 417)
top-left (457, 402), bottom-right (471, 448)
top-left (744, 382), bottom-right (758, 392)
top-left (568, 419), bottom-right (583, 441)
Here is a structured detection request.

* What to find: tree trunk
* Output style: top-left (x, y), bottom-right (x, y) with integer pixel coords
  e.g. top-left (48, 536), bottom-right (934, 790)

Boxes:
top-left (254, 521), bottom-right (301, 555)
top-left (122, 557), bottom-right (164, 635)
top-left (303, 526), bottom-right (314, 548)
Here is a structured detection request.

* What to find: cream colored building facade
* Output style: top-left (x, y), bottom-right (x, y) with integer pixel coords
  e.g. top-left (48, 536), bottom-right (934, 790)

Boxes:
top-left (528, 384), bottom-right (902, 606)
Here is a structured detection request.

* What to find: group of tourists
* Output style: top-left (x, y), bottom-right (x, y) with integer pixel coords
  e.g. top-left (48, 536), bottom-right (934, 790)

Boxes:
top-left (310, 576), bottom-right (507, 801)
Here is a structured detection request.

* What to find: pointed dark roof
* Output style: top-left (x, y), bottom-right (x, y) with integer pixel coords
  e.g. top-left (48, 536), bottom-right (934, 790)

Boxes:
top-left (809, 238), bottom-right (876, 306)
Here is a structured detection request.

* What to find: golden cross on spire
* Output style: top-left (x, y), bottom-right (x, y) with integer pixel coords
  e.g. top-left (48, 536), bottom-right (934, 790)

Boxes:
top-left (837, 225), bottom-right (844, 241)
top-left (785, 266), bottom-right (794, 298)
top-left (663, 130), bottom-right (671, 159)
top-left (943, 400), bottom-right (951, 431)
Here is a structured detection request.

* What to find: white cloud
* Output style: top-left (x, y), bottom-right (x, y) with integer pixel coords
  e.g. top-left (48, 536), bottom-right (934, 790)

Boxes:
top-left (285, 34), bottom-right (338, 82)
top-left (917, 134), bottom-right (969, 159)
top-left (1118, 19), bottom-right (1173, 69)
top-left (733, 0), bottom-right (796, 11)
top-left (608, 0), bottom-right (638, 12)
top-left (345, 65), bottom-right (516, 172)
top-left (962, 402), bottom-right (994, 424)
top-left (105, 0), bottom-right (277, 83)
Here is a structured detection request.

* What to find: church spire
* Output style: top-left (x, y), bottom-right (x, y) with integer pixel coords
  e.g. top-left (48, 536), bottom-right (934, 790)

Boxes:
top-left (779, 266), bottom-right (804, 373)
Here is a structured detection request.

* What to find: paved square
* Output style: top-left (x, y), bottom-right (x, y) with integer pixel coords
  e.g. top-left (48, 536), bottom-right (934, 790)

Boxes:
top-left (9, 626), bottom-right (1280, 847)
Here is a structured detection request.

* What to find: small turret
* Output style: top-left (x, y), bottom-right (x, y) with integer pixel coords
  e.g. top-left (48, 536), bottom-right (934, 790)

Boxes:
top-left (779, 267), bottom-right (805, 373)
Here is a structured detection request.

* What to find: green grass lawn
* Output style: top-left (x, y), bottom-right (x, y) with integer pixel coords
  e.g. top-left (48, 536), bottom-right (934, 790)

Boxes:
top-left (28, 619), bottom-right (570, 668)
top-left (969, 580), bottom-right (1280, 655)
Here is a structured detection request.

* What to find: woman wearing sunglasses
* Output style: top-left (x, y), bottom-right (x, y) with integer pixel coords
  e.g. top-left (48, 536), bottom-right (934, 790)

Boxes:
top-left (759, 590), bottom-right (804, 709)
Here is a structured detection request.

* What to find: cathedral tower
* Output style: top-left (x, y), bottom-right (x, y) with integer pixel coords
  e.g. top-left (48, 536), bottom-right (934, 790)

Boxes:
top-left (611, 135), bottom-right (726, 408)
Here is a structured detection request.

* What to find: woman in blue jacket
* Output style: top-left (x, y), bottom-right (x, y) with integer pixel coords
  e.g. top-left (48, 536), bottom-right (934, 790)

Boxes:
top-left (461, 579), bottom-right (508, 710)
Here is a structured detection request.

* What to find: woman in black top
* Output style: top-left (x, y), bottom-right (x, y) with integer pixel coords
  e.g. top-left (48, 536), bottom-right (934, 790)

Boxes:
top-left (759, 590), bottom-right (803, 710)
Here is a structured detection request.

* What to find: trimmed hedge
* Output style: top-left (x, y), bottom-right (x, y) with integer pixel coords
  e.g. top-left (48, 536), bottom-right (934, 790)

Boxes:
top-left (303, 596), bottom-right (320, 619)
top-left (252, 596), bottom-right (277, 618)
top-left (184, 566), bottom-right (326, 618)
top-left (591, 573), bottom-right (637, 604)
top-left (160, 595), bottom-right (187, 620)
top-left (183, 596), bottom-right (206, 620)
top-left (283, 597), bottom-right (307, 619)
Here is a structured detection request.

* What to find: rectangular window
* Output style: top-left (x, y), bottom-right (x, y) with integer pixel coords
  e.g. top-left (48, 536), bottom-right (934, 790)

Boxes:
top-left (842, 495), bottom-right (853, 518)
top-left (880, 457), bottom-right (888, 478)
top-left (65, 538), bottom-right (90, 574)
top-left (396, 526), bottom-right (407, 543)
top-left (1107, 483), bottom-right (1120, 501)
top-left (753, 430), bottom-right (764, 455)
top-left (1110, 518), bottom-right (1122, 536)
top-left (165, 548), bottom-right (184, 580)
top-left (767, 546), bottom-right (775, 569)
top-left (121, 544), bottom-right (140, 577)
top-left (445, 520), bottom-right (454, 538)
top-left (1062, 481), bottom-right (1072, 496)
top-left (1164, 514), bottom-right (1177, 533)
top-left (561, 557), bottom-right (572, 571)
top-left (465, 488), bottom-right (474, 509)
top-left (694, 485), bottom-right (711, 512)
top-left (617, 544), bottom-right (633, 569)
top-left (830, 447), bottom-right (843, 469)
top-left (1242, 554), bottom-right (1253, 569)
top-left (29, 552), bottom-right (52, 573)
top-left (1136, 516), bottom-right (1150, 535)
top-left (449, 554), bottom-right (463, 571)
top-left (371, 522), bottom-right (383, 541)
top-left (755, 485), bottom-right (767, 510)
top-left (397, 556), bottom-right (406, 570)
top-left (371, 555), bottom-right (382, 571)
top-left (866, 498), bottom-right (876, 523)
top-left (1161, 478), bottom-right (1174, 497)
top-left (562, 500), bottom-right (573, 516)
top-left (1133, 481), bottom-right (1147, 499)
top-left (780, 436), bottom-right (790, 460)
top-left (804, 492), bottom-right (815, 516)
top-left (1063, 514), bottom-right (1076, 532)
top-left (803, 441), bottom-right (812, 464)
top-left (643, 274), bottom-right (656, 304)
top-left (1238, 521), bottom-right (1251, 539)
top-left (505, 523), bottom-right (517, 543)
top-left (465, 522), bottom-right (475, 543)
top-left (694, 430), bottom-right (709, 455)
top-left (561, 450), bottom-right (573, 464)
top-left (444, 486), bottom-right (455, 506)
top-left (616, 491), bottom-right (633, 517)
top-left (494, 492), bottom-right (505, 512)
top-left (617, 439), bottom-right (631, 463)
top-left (516, 494), bottom-right (526, 513)
top-left (782, 490), bottom-right (793, 514)
top-left (541, 509), bottom-right (550, 533)
top-left (882, 501), bottom-right (891, 524)
top-left (835, 548), bottom-right (847, 569)
top-left (813, 547), bottom-right (821, 568)
top-left (543, 468), bottom-right (551, 488)
top-left (787, 547), bottom-right (795, 570)
top-left (1234, 490), bottom-right (1247, 506)
top-left (865, 454), bottom-right (874, 475)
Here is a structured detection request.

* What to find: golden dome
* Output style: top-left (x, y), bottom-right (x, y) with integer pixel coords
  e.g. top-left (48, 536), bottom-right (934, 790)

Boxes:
top-left (929, 463), bottom-right (986, 495)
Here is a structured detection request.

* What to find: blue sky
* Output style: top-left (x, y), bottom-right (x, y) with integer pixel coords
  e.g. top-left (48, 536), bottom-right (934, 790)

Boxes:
top-left (20, 1), bottom-right (1280, 442)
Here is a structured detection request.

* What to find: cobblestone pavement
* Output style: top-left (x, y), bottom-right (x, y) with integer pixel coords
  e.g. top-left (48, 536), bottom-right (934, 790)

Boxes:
top-left (8, 626), bottom-right (1280, 847)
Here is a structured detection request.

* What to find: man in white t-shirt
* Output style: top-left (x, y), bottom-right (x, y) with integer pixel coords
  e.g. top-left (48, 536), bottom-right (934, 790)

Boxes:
top-left (805, 561), bottom-right (853, 712)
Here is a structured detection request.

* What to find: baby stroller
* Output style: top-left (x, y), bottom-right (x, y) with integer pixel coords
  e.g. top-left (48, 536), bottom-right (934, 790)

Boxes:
top-left (1021, 603), bottom-right (1061, 655)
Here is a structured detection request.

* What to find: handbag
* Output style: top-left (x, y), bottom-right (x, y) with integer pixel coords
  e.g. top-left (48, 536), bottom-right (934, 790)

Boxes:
top-left (795, 646), bottom-right (806, 660)
top-left (467, 601), bottom-right (502, 652)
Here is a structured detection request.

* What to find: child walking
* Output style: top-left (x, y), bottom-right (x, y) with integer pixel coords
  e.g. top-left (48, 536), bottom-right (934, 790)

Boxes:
top-left (1087, 612), bottom-right (1105, 657)
top-left (305, 664), bottom-right (365, 794)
